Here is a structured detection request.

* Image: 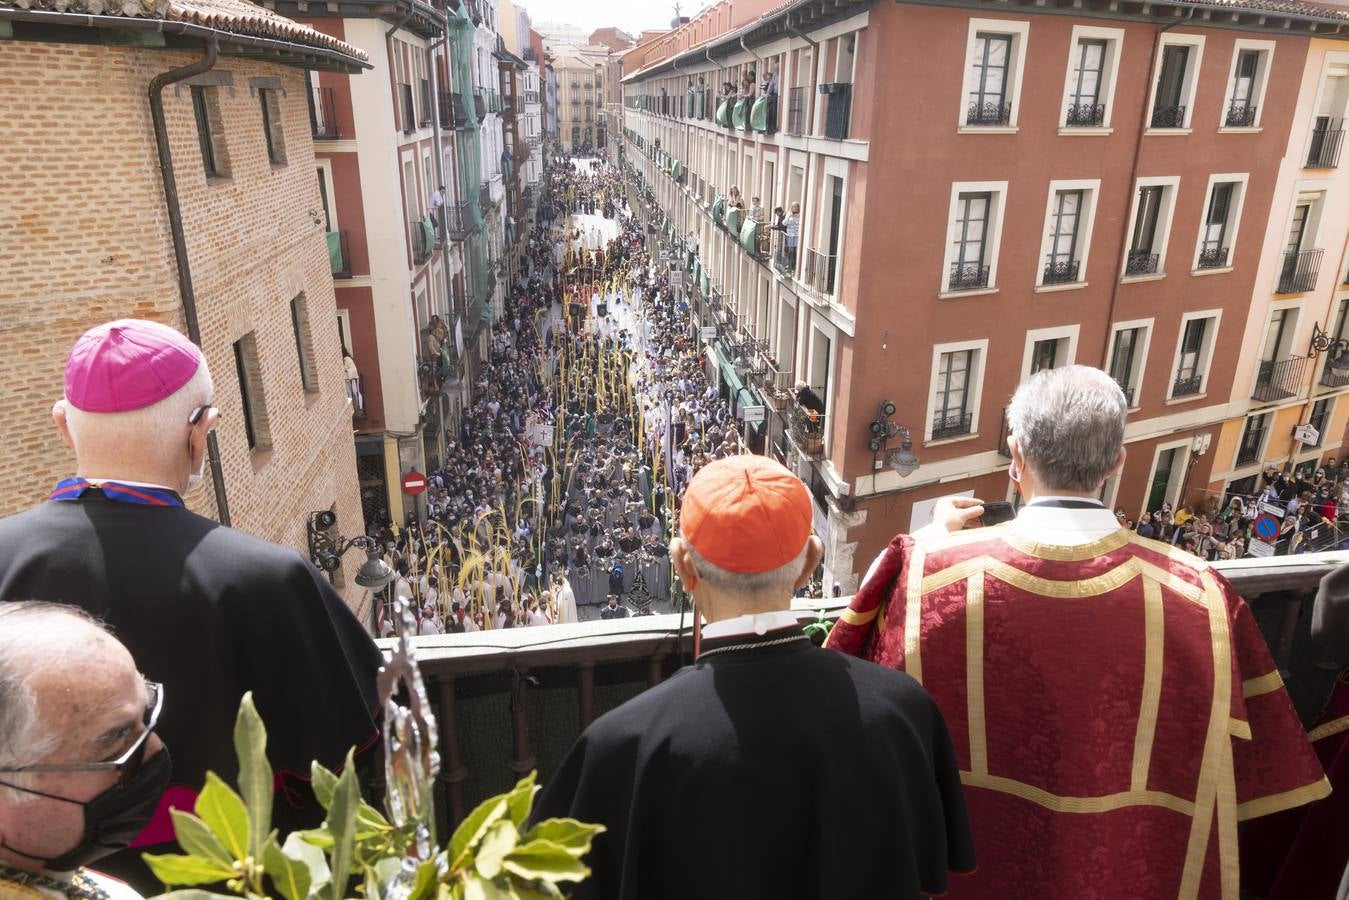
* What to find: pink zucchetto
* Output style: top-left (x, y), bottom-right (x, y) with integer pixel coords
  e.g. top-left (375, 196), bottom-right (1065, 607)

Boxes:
top-left (64, 319), bottom-right (202, 413)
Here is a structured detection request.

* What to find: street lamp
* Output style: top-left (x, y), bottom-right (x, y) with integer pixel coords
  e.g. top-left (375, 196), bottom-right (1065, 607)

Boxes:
top-left (306, 510), bottom-right (397, 590)
top-left (886, 426), bottom-right (920, 478)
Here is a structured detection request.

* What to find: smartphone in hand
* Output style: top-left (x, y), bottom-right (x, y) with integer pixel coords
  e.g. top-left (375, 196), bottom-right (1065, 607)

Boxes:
top-left (981, 501), bottom-right (1015, 527)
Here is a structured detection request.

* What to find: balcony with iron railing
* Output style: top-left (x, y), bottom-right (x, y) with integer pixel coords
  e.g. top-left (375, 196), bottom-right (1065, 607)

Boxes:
top-left (1236, 437), bottom-right (1264, 468)
top-left (1125, 251), bottom-right (1160, 277)
top-left (382, 552), bottom-right (1343, 827)
top-left (1225, 100), bottom-right (1258, 128)
top-left (1277, 248), bottom-right (1324, 294)
top-left (1114, 380), bottom-right (1136, 407)
top-left (1196, 246), bottom-right (1230, 270)
top-left (1323, 357), bottom-right (1349, 389)
top-left (1172, 372), bottom-right (1203, 397)
top-left (418, 78), bottom-right (432, 127)
top-left (773, 232), bottom-right (797, 276)
top-left (473, 90), bottom-right (487, 119)
top-left (1150, 104), bottom-right (1186, 129)
top-left (310, 85), bottom-right (339, 139)
top-left (821, 83), bottom-right (851, 140)
top-left (440, 202), bottom-right (474, 241)
top-left (802, 247), bottom-right (837, 296)
top-left (1253, 355), bottom-right (1307, 403)
top-left (1042, 257), bottom-right (1081, 286)
top-left (785, 86), bottom-right (807, 136)
top-left (438, 91), bottom-right (469, 129)
top-left (1306, 119), bottom-right (1344, 168)
top-left (398, 82), bottom-right (416, 134)
top-left (931, 410), bottom-right (973, 440)
top-left (966, 100), bottom-right (1011, 126)
top-left (411, 217), bottom-right (434, 266)
top-left (787, 398), bottom-right (828, 458)
top-left (1063, 103), bottom-right (1105, 127)
top-left (948, 261), bottom-right (990, 292)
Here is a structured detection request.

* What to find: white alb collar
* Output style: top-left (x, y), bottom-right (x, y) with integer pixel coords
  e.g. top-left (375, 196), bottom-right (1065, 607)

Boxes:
top-left (702, 610), bottom-right (799, 640)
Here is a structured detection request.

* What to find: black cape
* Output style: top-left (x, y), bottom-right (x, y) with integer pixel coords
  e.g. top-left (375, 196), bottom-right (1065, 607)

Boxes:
top-left (0, 495), bottom-right (382, 891)
top-left (532, 627), bottom-right (975, 900)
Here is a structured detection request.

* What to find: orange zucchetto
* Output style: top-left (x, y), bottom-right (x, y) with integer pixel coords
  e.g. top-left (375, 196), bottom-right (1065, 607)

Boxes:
top-left (680, 455), bottom-right (813, 574)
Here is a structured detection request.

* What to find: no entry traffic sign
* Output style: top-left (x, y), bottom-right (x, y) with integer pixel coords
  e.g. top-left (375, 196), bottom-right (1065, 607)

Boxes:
top-left (402, 470), bottom-right (428, 496)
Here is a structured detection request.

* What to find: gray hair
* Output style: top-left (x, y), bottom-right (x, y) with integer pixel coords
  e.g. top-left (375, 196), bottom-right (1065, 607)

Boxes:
top-left (0, 603), bottom-right (104, 804)
top-left (685, 541), bottom-right (808, 599)
top-left (1007, 365), bottom-right (1127, 493)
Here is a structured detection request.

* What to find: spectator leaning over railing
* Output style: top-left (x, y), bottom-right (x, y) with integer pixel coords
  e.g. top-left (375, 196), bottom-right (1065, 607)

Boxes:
top-left (828, 365), bottom-right (1328, 900)
top-left (534, 455), bottom-right (974, 900)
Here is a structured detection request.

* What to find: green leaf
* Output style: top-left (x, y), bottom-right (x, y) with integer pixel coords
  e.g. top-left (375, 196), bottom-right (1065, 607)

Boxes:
top-left (311, 761), bottom-right (338, 811)
top-left (324, 749), bottom-right (361, 900)
top-left (504, 772), bottom-right (539, 828)
top-left (462, 879), bottom-right (515, 900)
top-left (524, 819), bottom-right (605, 857)
top-left (263, 836), bottom-right (311, 900)
top-left (473, 820), bottom-right (519, 880)
top-left (142, 852), bottom-right (236, 887)
top-left (448, 796), bottom-right (508, 870)
top-left (406, 858), bottom-right (441, 900)
top-left (501, 840), bottom-right (591, 883)
top-left (356, 799), bottom-right (394, 840)
top-left (150, 891), bottom-right (240, 900)
top-left (282, 831), bottom-right (330, 890)
top-left (169, 810), bottom-right (233, 869)
top-left (194, 772), bottom-right (251, 863)
top-left (233, 693), bottom-right (273, 862)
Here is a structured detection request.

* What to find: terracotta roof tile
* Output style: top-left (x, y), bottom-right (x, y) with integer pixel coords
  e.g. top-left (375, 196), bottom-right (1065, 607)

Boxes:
top-left (2, 0), bottom-right (370, 62)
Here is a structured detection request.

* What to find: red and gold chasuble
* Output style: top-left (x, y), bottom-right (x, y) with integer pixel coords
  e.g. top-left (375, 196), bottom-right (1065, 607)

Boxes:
top-left (826, 525), bottom-right (1329, 899)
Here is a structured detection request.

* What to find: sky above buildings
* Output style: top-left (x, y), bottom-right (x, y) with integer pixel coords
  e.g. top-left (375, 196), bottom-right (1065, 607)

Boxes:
top-left (529, 0), bottom-right (710, 38)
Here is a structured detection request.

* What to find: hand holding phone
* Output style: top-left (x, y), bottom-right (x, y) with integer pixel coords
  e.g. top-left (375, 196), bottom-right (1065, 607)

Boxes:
top-left (980, 501), bottom-right (1015, 527)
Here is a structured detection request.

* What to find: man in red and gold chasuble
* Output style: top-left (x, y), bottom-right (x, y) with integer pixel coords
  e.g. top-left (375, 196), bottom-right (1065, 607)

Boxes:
top-left (827, 366), bottom-right (1329, 900)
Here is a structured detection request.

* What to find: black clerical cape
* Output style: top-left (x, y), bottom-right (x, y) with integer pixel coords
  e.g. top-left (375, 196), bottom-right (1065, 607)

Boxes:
top-left (0, 495), bottom-right (382, 890)
top-left (533, 627), bottom-right (974, 900)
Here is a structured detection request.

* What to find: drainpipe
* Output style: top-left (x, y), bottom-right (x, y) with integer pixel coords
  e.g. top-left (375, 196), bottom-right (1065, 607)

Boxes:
top-left (785, 16), bottom-right (819, 51)
top-left (1100, 6), bottom-right (1195, 367)
top-left (148, 37), bottom-right (230, 527)
top-left (738, 35), bottom-right (763, 66)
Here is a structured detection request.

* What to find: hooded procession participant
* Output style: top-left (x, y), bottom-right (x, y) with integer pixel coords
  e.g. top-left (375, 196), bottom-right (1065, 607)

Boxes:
top-left (532, 455), bottom-right (974, 900)
top-left (0, 603), bottom-right (170, 900)
top-left (828, 365), bottom-right (1328, 899)
top-left (0, 320), bottom-right (382, 892)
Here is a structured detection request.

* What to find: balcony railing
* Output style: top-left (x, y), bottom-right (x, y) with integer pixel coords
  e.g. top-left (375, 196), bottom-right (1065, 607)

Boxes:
top-left (1150, 104), bottom-right (1187, 129)
top-left (932, 411), bottom-right (973, 440)
top-left (440, 201), bottom-right (473, 241)
top-left (411, 218), bottom-right (434, 265)
top-left (310, 85), bottom-right (339, 139)
top-left (1196, 246), bottom-right (1230, 270)
top-left (1236, 439), bottom-right (1263, 468)
top-left (438, 91), bottom-right (468, 129)
top-left (1322, 359), bottom-right (1349, 388)
top-left (1225, 100), bottom-right (1258, 128)
top-left (785, 86), bottom-right (806, 136)
top-left (1064, 103), bottom-right (1105, 127)
top-left (1042, 258), bottom-right (1081, 285)
top-left (948, 261), bottom-right (990, 292)
top-left (379, 551), bottom-right (1349, 825)
top-left (773, 234), bottom-right (796, 275)
top-left (1306, 120), bottom-right (1344, 168)
top-left (821, 83), bottom-right (851, 140)
top-left (326, 230), bottom-right (351, 278)
top-left (1172, 373), bottom-right (1203, 397)
top-left (418, 78), bottom-right (432, 127)
top-left (473, 90), bottom-right (486, 119)
top-left (1113, 380), bottom-right (1136, 407)
top-left (966, 100), bottom-right (1011, 126)
top-left (1253, 356), bottom-right (1307, 403)
top-left (1277, 248), bottom-right (1324, 294)
top-left (398, 82), bottom-right (416, 134)
top-left (788, 400), bottom-right (828, 458)
top-left (1125, 251), bottom-right (1160, 276)
top-left (803, 248), bottom-right (837, 296)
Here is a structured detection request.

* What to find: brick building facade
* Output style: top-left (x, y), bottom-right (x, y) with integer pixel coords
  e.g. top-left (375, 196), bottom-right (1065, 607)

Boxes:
top-left (0, 12), bottom-right (373, 613)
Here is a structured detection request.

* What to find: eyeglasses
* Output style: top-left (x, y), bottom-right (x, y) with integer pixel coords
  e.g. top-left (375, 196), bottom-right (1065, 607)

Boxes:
top-left (0, 682), bottom-right (163, 787)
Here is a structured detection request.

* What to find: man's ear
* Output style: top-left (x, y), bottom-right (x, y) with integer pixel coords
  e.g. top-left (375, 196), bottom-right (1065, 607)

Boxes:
top-left (670, 538), bottom-right (698, 591)
top-left (792, 536), bottom-right (824, 590)
top-left (52, 401), bottom-right (75, 450)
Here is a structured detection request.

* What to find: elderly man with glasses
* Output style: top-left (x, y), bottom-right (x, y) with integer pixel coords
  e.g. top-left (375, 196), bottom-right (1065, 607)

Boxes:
top-left (0, 320), bottom-right (382, 893)
top-left (0, 602), bottom-right (169, 899)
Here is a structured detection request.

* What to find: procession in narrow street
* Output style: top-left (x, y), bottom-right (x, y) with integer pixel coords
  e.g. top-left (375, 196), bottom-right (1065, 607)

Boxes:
top-left (378, 154), bottom-right (757, 634)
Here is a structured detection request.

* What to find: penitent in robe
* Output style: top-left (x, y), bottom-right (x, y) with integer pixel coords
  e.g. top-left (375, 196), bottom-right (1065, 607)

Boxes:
top-left (826, 523), bottom-right (1328, 900)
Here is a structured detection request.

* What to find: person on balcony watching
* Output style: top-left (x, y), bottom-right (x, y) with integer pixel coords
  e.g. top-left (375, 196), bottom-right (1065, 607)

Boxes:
top-left (783, 201), bottom-right (800, 267)
top-left (0, 602), bottom-right (171, 900)
top-left (828, 365), bottom-right (1328, 899)
top-left (0, 320), bottom-right (382, 893)
top-left (534, 455), bottom-right (974, 900)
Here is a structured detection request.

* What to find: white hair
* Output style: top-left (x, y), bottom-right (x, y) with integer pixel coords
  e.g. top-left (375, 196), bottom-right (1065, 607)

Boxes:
top-left (0, 603), bottom-right (106, 804)
top-left (685, 541), bottom-right (809, 599)
top-left (1007, 365), bottom-right (1127, 493)
top-left (63, 363), bottom-right (213, 464)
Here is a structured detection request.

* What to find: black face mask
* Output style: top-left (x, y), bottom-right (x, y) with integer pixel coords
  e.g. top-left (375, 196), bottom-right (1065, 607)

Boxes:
top-left (0, 747), bottom-right (172, 872)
